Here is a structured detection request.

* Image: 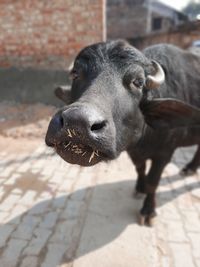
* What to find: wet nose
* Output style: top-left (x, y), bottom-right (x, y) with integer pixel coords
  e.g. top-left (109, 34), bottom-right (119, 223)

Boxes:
top-left (62, 106), bottom-right (107, 137)
top-left (45, 112), bottom-right (63, 147)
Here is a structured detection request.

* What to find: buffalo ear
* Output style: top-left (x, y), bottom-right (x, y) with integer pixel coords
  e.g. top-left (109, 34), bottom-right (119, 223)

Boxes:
top-left (54, 85), bottom-right (71, 104)
top-left (140, 98), bottom-right (200, 129)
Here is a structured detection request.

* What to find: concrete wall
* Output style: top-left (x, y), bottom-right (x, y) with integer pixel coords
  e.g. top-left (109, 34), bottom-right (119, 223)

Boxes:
top-left (0, 67), bottom-right (70, 106)
top-left (0, 0), bottom-right (105, 104)
top-left (107, 0), bottom-right (148, 39)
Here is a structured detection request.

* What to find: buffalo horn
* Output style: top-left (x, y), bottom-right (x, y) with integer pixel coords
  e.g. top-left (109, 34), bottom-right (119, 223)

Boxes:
top-left (146, 60), bottom-right (165, 89)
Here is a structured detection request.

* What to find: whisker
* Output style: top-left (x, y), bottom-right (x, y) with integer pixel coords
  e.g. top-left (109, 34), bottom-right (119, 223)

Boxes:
top-left (67, 129), bottom-right (72, 138)
top-left (89, 150), bottom-right (95, 163)
top-left (94, 150), bottom-right (99, 157)
top-left (72, 129), bottom-right (76, 136)
top-left (64, 141), bottom-right (71, 149)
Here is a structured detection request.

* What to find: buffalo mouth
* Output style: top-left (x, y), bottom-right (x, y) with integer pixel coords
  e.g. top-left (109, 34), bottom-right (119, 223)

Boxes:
top-left (55, 141), bottom-right (104, 166)
top-left (50, 128), bottom-right (106, 166)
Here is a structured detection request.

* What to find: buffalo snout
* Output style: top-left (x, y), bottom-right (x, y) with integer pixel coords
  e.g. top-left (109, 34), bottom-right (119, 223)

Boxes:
top-left (45, 104), bottom-right (116, 166)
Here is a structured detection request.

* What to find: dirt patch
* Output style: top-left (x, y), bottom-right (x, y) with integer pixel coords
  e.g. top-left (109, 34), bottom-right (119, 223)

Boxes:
top-left (0, 102), bottom-right (56, 139)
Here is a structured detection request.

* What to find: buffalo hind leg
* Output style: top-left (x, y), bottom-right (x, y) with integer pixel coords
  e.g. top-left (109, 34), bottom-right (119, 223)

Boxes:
top-left (181, 145), bottom-right (200, 176)
top-left (139, 154), bottom-right (172, 226)
top-left (134, 161), bottom-right (146, 197)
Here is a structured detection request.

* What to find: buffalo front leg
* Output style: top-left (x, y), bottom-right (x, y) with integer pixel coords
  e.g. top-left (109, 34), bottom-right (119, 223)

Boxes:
top-left (181, 145), bottom-right (200, 176)
top-left (139, 155), bottom-right (172, 226)
top-left (134, 161), bottom-right (146, 197)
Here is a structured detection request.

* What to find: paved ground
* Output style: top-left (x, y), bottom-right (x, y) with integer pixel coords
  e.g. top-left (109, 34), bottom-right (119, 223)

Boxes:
top-left (0, 103), bottom-right (200, 267)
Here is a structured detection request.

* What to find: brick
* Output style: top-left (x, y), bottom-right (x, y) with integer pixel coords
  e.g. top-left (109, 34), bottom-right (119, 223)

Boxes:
top-left (40, 211), bottom-right (59, 229)
top-left (1, 193), bottom-right (21, 205)
top-left (161, 256), bottom-right (171, 267)
top-left (0, 201), bottom-right (16, 212)
top-left (1, 239), bottom-right (28, 267)
top-left (188, 233), bottom-right (200, 259)
top-left (12, 188), bottom-right (23, 194)
top-left (39, 191), bottom-right (54, 200)
top-left (191, 188), bottom-right (200, 200)
top-left (22, 215), bottom-right (41, 227)
top-left (0, 0), bottom-right (104, 69)
top-left (176, 193), bottom-right (196, 211)
top-left (195, 259), bottom-right (200, 267)
top-left (166, 220), bottom-right (188, 243)
top-left (28, 200), bottom-right (51, 215)
top-left (193, 202), bottom-right (200, 213)
top-left (0, 191), bottom-right (3, 202)
top-left (160, 203), bottom-right (181, 221)
top-left (1, 165), bottom-right (17, 177)
top-left (41, 243), bottom-right (67, 267)
top-left (23, 227), bottom-right (51, 256)
top-left (181, 210), bottom-right (200, 232)
top-left (17, 161), bottom-right (32, 172)
top-left (0, 211), bottom-right (9, 223)
top-left (12, 223), bottom-right (36, 240)
top-left (169, 243), bottom-right (195, 267)
top-left (70, 188), bottom-right (87, 202)
top-left (50, 220), bottom-right (75, 243)
top-left (57, 179), bottom-right (73, 193)
top-left (0, 224), bottom-right (15, 248)
top-left (52, 195), bottom-right (68, 210)
top-left (60, 199), bottom-right (83, 220)
top-left (19, 190), bottom-right (37, 207)
top-left (21, 256), bottom-right (38, 267)
top-left (3, 173), bottom-right (20, 184)
top-left (4, 204), bottom-right (27, 224)
top-left (184, 176), bottom-right (200, 191)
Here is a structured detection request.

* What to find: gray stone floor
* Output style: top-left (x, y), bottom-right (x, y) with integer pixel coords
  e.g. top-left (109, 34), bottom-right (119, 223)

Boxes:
top-left (0, 140), bottom-right (200, 267)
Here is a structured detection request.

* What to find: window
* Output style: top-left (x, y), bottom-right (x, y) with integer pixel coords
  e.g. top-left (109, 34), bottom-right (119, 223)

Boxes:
top-left (152, 17), bottom-right (162, 31)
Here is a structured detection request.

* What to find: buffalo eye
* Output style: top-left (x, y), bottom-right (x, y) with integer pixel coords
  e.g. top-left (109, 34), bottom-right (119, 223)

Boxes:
top-left (70, 69), bottom-right (79, 80)
top-left (131, 78), bottom-right (144, 89)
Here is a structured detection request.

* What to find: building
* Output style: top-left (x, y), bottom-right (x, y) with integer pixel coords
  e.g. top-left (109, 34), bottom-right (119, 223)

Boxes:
top-left (107, 0), bottom-right (188, 39)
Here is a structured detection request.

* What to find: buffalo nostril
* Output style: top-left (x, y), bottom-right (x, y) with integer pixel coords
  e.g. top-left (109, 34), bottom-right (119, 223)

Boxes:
top-left (51, 114), bottom-right (64, 129)
top-left (45, 113), bottom-right (63, 147)
top-left (59, 115), bottom-right (64, 128)
top-left (91, 121), bottom-right (107, 132)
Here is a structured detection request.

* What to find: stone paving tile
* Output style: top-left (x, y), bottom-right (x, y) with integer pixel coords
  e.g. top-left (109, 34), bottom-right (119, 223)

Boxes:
top-left (1, 239), bottom-right (28, 267)
top-left (188, 232), bottom-right (200, 259)
top-left (20, 256), bottom-right (38, 267)
top-left (22, 227), bottom-right (52, 256)
top-left (41, 243), bottom-right (68, 267)
top-left (169, 243), bottom-right (196, 267)
top-left (165, 220), bottom-right (189, 243)
top-left (0, 224), bottom-right (16, 248)
top-left (12, 222), bottom-right (36, 241)
top-left (0, 140), bottom-right (199, 267)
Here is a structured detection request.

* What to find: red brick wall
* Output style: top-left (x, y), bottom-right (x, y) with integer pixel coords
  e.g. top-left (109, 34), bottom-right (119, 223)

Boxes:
top-left (129, 21), bottom-right (200, 50)
top-left (0, 0), bottom-right (105, 70)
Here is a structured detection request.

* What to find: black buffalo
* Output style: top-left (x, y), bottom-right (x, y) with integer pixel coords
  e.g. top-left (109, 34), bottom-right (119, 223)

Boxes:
top-left (45, 40), bottom-right (200, 225)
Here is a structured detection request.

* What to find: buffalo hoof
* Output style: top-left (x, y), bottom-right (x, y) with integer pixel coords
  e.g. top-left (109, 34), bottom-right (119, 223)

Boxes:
top-left (139, 202), bottom-right (157, 227)
top-left (180, 167), bottom-right (196, 176)
top-left (138, 211), bottom-right (157, 227)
